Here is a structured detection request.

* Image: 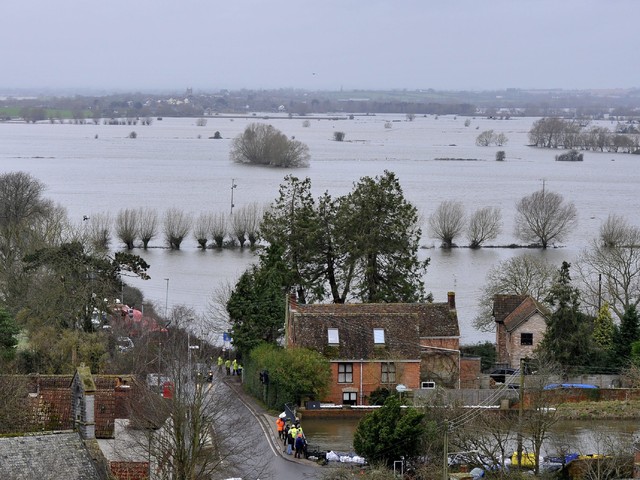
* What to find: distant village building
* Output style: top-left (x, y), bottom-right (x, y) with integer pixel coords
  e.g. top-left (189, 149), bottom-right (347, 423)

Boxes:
top-left (494, 295), bottom-right (549, 369)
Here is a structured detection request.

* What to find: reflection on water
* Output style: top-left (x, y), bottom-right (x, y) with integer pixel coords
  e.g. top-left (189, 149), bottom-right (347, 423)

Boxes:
top-left (300, 416), bottom-right (639, 455)
top-left (299, 417), bottom-right (361, 452)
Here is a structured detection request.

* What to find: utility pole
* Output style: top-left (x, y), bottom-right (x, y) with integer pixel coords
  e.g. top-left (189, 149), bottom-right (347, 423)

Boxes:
top-left (164, 278), bottom-right (169, 319)
top-left (442, 420), bottom-right (449, 480)
top-left (517, 356), bottom-right (526, 468)
top-left (230, 178), bottom-right (237, 215)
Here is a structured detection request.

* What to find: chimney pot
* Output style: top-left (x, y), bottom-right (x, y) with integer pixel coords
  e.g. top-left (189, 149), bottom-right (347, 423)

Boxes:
top-left (448, 291), bottom-right (456, 310)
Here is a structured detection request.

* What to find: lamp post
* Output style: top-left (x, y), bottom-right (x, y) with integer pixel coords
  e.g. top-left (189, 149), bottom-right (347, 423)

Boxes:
top-left (164, 278), bottom-right (169, 320)
top-left (230, 178), bottom-right (237, 215)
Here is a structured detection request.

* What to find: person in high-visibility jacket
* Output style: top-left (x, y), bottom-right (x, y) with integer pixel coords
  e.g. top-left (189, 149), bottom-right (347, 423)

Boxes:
top-left (224, 359), bottom-right (231, 375)
top-left (231, 359), bottom-right (238, 375)
top-left (217, 356), bottom-right (223, 373)
top-left (287, 424), bottom-right (298, 455)
top-left (276, 417), bottom-right (285, 440)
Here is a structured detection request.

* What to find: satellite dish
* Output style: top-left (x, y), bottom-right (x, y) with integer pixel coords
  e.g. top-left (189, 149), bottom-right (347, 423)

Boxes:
top-left (396, 384), bottom-right (408, 393)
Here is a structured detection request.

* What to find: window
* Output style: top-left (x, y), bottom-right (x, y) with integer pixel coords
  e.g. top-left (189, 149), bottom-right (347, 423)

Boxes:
top-left (373, 328), bottom-right (385, 344)
top-left (328, 328), bottom-right (339, 345)
top-left (520, 333), bottom-right (533, 346)
top-left (338, 363), bottom-right (353, 383)
top-left (381, 362), bottom-right (396, 383)
top-left (342, 391), bottom-right (357, 406)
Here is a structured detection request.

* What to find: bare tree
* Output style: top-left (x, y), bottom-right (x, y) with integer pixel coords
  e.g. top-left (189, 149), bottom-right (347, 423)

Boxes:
top-left (241, 202), bottom-right (262, 248)
top-left (137, 207), bottom-right (159, 249)
top-left (229, 210), bottom-right (247, 248)
top-left (495, 132), bottom-right (508, 146)
top-left (474, 254), bottom-right (555, 331)
top-left (452, 409), bottom-right (519, 472)
top-left (599, 213), bottom-right (637, 248)
top-left (115, 208), bottom-right (138, 250)
top-left (467, 206), bottom-right (502, 248)
top-left (563, 430), bottom-right (634, 479)
top-left (210, 212), bottom-right (227, 248)
top-left (475, 129), bottom-right (495, 146)
top-left (576, 218), bottom-right (640, 321)
top-left (86, 212), bottom-right (112, 251)
top-left (193, 212), bottom-right (214, 249)
top-left (163, 208), bottom-right (192, 250)
top-left (428, 200), bottom-right (466, 248)
top-left (520, 356), bottom-right (560, 475)
top-left (0, 376), bottom-right (30, 434)
top-left (126, 319), bottom-right (268, 480)
top-left (514, 189), bottom-right (577, 248)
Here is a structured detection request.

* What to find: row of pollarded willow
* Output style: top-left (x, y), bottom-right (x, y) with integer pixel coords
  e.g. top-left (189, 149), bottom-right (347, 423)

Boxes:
top-left (529, 117), bottom-right (640, 153)
top-left (85, 203), bottom-right (264, 251)
top-left (427, 189), bottom-right (577, 249)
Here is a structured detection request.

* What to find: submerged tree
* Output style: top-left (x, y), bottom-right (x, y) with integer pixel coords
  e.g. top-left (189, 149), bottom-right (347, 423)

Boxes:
top-left (514, 189), bottom-right (577, 248)
top-left (230, 123), bottom-right (310, 167)
top-left (115, 208), bottom-right (138, 250)
top-left (467, 206), bottom-right (502, 248)
top-left (428, 200), bottom-right (466, 248)
top-left (163, 208), bottom-right (192, 249)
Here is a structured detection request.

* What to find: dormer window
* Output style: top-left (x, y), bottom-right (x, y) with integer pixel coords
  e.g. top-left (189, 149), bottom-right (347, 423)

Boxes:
top-left (373, 328), bottom-right (385, 344)
top-left (328, 328), bottom-right (339, 345)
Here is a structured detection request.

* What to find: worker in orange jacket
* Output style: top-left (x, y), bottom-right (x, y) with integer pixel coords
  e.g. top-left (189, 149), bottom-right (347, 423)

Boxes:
top-left (276, 417), bottom-right (285, 440)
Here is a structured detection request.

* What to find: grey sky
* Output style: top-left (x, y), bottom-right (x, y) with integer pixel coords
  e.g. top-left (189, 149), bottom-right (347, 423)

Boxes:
top-left (2, 0), bottom-right (637, 92)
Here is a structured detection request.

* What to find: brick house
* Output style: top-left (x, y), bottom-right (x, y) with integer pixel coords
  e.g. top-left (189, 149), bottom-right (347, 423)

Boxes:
top-left (494, 295), bottom-right (549, 369)
top-left (285, 293), bottom-right (461, 405)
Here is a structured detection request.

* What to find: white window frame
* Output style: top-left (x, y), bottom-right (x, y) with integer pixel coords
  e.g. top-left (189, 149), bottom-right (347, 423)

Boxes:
top-left (342, 391), bottom-right (357, 405)
top-left (373, 328), bottom-right (385, 344)
top-left (381, 362), bottom-right (396, 383)
top-left (328, 328), bottom-right (339, 345)
top-left (338, 363), bottom-right (353, 383)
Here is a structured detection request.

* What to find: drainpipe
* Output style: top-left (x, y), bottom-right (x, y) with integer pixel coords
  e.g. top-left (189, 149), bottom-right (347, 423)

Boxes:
top-left (360, 358), bottom-right (364, 405)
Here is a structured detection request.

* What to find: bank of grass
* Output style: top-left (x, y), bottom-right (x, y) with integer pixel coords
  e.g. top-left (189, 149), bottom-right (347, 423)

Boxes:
top-left (556, 399), bottom-right (640, 420)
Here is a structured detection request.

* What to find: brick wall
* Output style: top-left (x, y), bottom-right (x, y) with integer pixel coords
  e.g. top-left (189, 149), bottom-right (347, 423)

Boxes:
top-left (460, 357), bottom-right (481, 389)
top-left (110, 461), bottom-right (149, 480)
top-left (325, 360), bottom-right (420, 405)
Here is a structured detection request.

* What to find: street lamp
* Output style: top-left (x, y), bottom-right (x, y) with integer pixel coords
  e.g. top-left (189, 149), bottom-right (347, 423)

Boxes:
top-left (164, 278), bottom-right (169, 320)
top-left (230, 178), bottom-right (237, 215)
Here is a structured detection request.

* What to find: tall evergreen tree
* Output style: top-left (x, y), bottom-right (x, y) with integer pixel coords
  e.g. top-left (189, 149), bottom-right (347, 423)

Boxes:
top-left (0, 307), bottom-right (19, 361)
top-left (260, 171), bottom-right (429, 304)
top-left (539, 262), bottom-right (594, 372)
top-left (226, 245), bottom-right (293, 356)
top-left (614, 305), bottom-right (639, 367)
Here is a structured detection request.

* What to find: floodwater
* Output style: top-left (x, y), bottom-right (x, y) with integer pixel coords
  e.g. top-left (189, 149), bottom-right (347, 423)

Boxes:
top-left (300, 415), bottom-right (640, 457)
top-left (1, 114), bottom-right (638, 343)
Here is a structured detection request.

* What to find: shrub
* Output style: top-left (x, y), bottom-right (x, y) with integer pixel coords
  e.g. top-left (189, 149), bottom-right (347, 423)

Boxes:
top-left (333, 131), bottom-right (346, 142)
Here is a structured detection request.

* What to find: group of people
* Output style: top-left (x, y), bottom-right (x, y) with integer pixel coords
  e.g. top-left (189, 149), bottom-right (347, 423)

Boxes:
top-left (217, 356), bottom-right (242, 376)
top-left (276, 416), bottom-right (307, 459)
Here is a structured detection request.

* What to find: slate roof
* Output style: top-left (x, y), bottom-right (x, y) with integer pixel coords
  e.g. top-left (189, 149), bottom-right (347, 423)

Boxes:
top-left (493, 294), bottom-right (550, 332)
top-left (503, 296), bottom-right (549, 332)
top-left (0, 432), bottom-right (101, 480)
top-left (289, 302), bottom-right (459, 359)
top-left (493, 295), bottom-right (529, 324)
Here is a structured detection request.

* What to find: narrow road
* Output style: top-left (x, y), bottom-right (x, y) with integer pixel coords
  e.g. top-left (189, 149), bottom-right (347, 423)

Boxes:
top-left (213, 375), bottom-right (323, 480)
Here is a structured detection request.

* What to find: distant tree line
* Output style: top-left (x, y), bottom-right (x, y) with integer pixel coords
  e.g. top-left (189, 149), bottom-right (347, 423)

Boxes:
top-left (529, 117), bottom-right (640, 153)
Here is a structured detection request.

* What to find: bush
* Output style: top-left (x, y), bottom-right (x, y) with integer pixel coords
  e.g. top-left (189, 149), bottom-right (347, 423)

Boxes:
top-left (333, 131), bottom-right (345, 142)
top-left (496, 150), bottom-right (506, 161)
top-left (555, 149), bottom-right (583, 161)
top-left (128, 131), bottom-right (137, 139)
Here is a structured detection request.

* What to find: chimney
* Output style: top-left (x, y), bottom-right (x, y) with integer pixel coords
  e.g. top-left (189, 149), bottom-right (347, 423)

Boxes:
top-left (289, 292), bottom-right (297, 311)
top-left (448, 291), bottom-right (456, 310)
